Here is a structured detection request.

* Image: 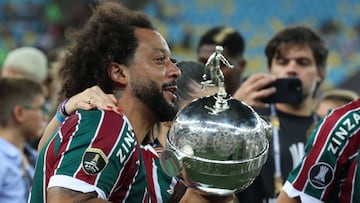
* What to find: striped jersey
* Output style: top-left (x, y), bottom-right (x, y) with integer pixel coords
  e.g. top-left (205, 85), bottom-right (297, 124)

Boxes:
top-left (283, 99), bottom-right (360, 203)
top-left (141, 144), bottom-right (178, 203)
top-left (29, 109), bottom-right (146, 202)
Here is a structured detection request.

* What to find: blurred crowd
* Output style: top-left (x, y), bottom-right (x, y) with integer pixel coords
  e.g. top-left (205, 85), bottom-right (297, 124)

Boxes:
top-left (0, 1), bottom-right (359, 203)
top-left (1, 0), bottom-right (360, 92)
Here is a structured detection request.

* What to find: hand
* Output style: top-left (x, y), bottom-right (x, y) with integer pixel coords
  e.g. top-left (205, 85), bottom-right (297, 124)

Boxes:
top-left (179, 170), bottom-right (235, 203)
top-left (232, 73), bottom-right (276, 108)
top-left (65, 86), bottom-right (121, 115)
top-left (38, 86), bottom-right (120, 152)
top-left (179, 188), bottom-right (234, 203)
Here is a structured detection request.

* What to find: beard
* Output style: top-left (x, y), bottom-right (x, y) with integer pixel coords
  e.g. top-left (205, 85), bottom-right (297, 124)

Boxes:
top-left (131, 78), bottom-right (177, 122)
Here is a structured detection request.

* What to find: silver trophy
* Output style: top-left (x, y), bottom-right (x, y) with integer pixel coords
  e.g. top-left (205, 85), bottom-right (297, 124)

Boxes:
top-left (160, 46), bottom-right (271, 196)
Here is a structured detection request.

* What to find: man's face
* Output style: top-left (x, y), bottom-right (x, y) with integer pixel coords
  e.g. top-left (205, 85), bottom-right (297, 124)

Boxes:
top-left (269, 44), bottom-right (323, 100)
top-left (22, 94), bottom-right (48, 139)
top-left (129, 28), bottom-right (181, 121)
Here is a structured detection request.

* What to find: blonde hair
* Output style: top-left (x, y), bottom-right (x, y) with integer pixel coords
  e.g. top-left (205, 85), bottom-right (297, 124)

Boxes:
top-left (2, 46), bottom-right (48, 82)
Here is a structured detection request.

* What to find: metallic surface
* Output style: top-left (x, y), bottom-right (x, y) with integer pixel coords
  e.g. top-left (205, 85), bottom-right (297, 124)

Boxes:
top-left (160, 95), bottom-right (270, 195)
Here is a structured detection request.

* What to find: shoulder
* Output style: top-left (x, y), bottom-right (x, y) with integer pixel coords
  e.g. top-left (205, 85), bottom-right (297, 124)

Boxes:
top-left (60, 109), bottom-right (135, 145)
top-left (67, 109), bottom-right (129, 128)
top-left (77, 108), bottom-right (124, 120)
top-left (330, 99), bottom-right (359, 116)
top-left (319, 99), bottom-right (360, 133)
top-left (0, 138), bottom-right (22, 161)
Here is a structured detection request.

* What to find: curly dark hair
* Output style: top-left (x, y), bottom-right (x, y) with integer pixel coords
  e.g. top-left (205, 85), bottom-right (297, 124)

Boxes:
top-left (265, 25), bottom-right (328, 72)
top-left (58, 1), bottom-right (154, 101)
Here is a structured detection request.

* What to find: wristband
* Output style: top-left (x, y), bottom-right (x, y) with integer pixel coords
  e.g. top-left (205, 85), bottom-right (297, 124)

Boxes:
top-left (56, 110), bottom-right (65, 123)
top-left (61, 98), bottom-right (71, 117)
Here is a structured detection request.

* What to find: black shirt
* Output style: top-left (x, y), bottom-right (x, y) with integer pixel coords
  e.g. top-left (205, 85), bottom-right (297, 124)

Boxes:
top-left (236, 107), bottom-right (318, 203)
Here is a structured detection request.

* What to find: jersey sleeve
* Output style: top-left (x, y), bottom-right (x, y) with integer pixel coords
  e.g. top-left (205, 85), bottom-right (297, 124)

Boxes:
top-left (48, 109), bottom-right (139, 199)
top-left (284, 102), bottom-right (360, 202)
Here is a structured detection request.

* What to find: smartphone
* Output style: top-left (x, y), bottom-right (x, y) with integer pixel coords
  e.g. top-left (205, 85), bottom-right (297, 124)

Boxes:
top-left (261, 78), bottom-right (302, 104)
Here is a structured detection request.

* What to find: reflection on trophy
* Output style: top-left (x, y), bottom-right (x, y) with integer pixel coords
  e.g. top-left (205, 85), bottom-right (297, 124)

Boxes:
top-left (160, 46), bottom-right (271, 196)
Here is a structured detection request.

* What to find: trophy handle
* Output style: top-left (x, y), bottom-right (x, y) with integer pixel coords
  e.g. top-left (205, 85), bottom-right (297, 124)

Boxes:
top-left (160, 141), bottom-right (184, 177)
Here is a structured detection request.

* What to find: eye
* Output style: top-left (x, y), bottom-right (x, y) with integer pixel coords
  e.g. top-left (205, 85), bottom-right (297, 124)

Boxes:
top-left (155, 56), bottom-right (166, 64)
top-left (296, 58), bottom-right (311, 66)
top-left (276, 58), bottom-right (288, 65)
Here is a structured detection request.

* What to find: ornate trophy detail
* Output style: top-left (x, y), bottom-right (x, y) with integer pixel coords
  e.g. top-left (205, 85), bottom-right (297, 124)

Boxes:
top-left (201, 46), bottom-right (234, 115)
top-left (160, 47), bottom-right (271, 196)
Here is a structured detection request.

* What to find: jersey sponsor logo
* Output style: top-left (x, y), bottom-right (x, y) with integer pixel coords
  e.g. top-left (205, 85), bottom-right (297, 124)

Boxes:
top-left (82, 148), bottom-right (108, 175)
top-left (308, 162), bottom-right (334, 189)
top-left (116, 129), bottom-right (136, 163)
top-left (327, 111), bottom-right (360, 154)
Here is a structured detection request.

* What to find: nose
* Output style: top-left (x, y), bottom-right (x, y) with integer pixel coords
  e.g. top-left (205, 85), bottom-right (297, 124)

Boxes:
top-left (284, 60), bottom-right (298, 77)
top-left (168, 60), bottom-right (181, 79)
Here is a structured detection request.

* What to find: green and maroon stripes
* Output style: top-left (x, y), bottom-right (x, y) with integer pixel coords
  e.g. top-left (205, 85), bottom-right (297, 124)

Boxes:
top-left (31, 109), bottom-right (145, 202)
top-left (289, 101), bottom-right (360, 201)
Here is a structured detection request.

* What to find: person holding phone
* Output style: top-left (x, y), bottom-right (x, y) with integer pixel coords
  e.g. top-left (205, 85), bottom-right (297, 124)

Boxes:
top-left (235, 25), bottom-right (329, 203)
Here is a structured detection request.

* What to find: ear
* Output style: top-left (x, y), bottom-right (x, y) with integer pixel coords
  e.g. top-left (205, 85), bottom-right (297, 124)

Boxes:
top-left (108, 62), bottom-right (129, 86)
top-left (11, 105), bottom-right (25, 123)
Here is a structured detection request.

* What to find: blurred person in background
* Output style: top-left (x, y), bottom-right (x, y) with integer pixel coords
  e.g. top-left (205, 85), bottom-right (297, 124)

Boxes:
top-left (315, 88), bottom-right (359, 118)
top-left (0, 77), bottom-right (46, 203)
top-left (45, 46), bottom-right (68, 117)
top-left (1, 46), bottom-right (48, 84)
top-left (236, 25), bottom-right (329, 203)
top-left (277, 98), bottom-right (360, 203)
top-left (1, 46), bottom-right (50, 148)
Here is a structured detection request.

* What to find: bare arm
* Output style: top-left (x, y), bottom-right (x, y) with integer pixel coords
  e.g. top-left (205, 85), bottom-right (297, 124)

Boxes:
top-left (39, 116), bottom-right (61, 152)
top-left (38, 86), bottom-right (119, 152)
top-left (47, 187), bottom-right (110, 203)
top-left (277, 190), bottom-right (300, 203)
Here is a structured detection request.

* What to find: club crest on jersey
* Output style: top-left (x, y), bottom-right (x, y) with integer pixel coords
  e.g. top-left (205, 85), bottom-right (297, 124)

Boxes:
top-left (82, 148), bottom-right (108, 175)
top-left (308, 162), bottom-right (334, 189)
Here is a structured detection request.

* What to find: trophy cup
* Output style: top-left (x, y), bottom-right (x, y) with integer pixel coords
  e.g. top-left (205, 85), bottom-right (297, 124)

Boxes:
top-left (160, 46), bottom-right (271, 196)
